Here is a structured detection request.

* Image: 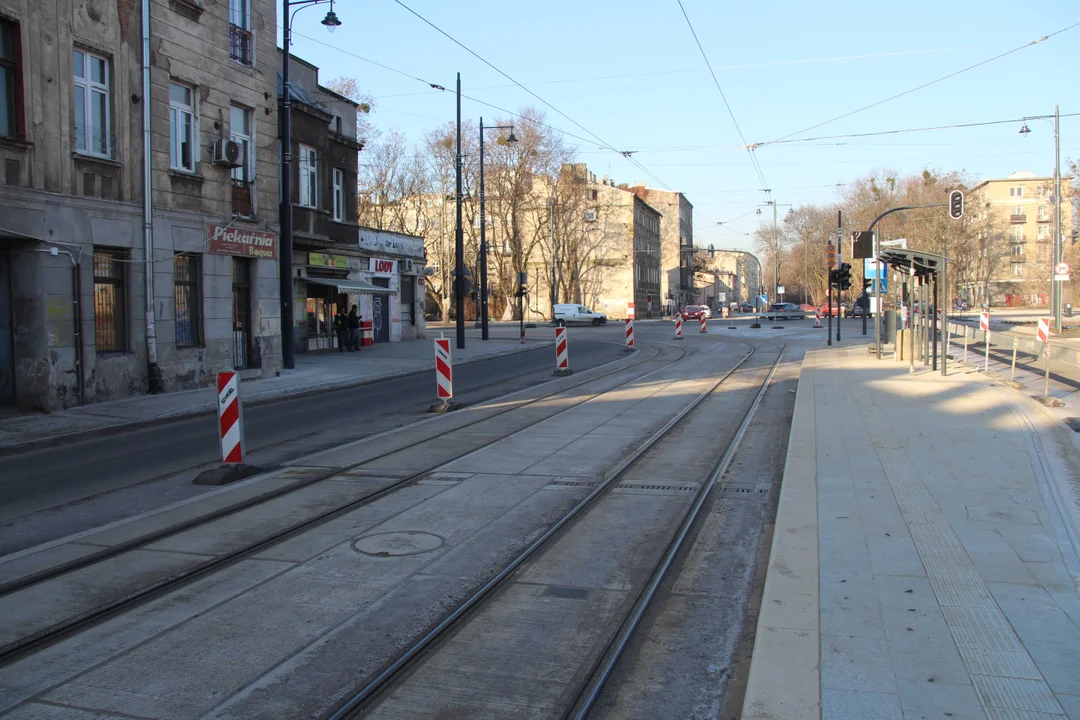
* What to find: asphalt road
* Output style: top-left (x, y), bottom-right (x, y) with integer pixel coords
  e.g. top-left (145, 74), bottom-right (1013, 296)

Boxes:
top-left (0, 337), bottom-right (625, 553)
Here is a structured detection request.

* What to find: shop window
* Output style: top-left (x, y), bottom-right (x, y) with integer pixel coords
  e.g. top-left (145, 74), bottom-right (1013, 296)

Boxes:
top-left (93, 248), bottom-right (128, 352)
top-left (401, 274), bottom-right (415, 325)
top-left (74, 49), bottom-right (111, 157)
top-left (174, 254), bottom-right (202, 347)
top-left (0, 19), bottom-right (23, 139)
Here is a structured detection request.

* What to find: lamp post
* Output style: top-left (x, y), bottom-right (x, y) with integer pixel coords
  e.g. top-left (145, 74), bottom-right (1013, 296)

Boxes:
top-left (478, 118), bottom-right (516, 340)
top-left (1019, 106), bottom-right (1063, 332)
top-left (279, 0), bottom-right (340, 369)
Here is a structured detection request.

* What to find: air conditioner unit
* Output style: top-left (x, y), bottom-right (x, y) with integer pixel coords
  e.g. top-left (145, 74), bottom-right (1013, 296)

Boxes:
top-left (212, 139), bottom-right (243, 168)
top-left (584, 209), bottom-right (598, 222)
top-left (404, 258), bottom-right (415, 273)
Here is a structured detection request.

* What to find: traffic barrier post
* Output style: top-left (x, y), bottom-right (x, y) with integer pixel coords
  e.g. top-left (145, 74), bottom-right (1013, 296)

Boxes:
top-left (674, 313), bottom-right (684, 340)
top-left (427, 335), bottom-right (461, 413)
top-left (699, 314), bottom-right (707, 334)
top-left (625, 318), bottom-right (635, 349)
top-left (554, 326), bottom-right (572, 376)
top-left (1011, 337), bottom-right (1019, 383)
top-left (217, 371), bottom-right (244, 464)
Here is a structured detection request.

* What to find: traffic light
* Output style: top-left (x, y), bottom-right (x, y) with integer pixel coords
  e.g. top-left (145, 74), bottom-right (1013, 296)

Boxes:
top-left (516, 271), bottom-right (528, 298)
top-left (828, 268), bottom-right (838, 286)
top-left (862, 278), bottom-right (872, 293)
top-left (949, 190), bottom-right (964, 220)
top-left (837, 263), bottom-right (852, 291)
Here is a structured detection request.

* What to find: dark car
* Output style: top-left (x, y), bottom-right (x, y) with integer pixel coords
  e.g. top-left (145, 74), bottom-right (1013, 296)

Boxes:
top-left (766, 303), bottom-right (806, 320)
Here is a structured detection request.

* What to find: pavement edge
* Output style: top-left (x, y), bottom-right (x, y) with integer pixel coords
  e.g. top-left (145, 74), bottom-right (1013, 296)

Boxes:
top-left (741, 350), bottom-right (821, 720)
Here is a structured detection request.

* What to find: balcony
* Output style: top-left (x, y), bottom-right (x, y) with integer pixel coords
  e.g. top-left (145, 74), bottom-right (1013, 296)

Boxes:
top-left (1010, 214), bottom-right (1026, 223)
top-left (231, 179), bottom-right (253, 216)
top-left (1037, 214), bottom-right (1051, 223)
top-left (229, 24), bottom-right (253, 66)
top-left (1010, 255), bottom-right (1027, 264)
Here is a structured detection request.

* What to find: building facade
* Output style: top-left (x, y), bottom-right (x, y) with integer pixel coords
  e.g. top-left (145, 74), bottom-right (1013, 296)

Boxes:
top-left (0, 0), bottom-right (282, 410)
top-left (626, 184), bottom-right (693, 315)
top-left (965, 171), bottom-right (1076, 307)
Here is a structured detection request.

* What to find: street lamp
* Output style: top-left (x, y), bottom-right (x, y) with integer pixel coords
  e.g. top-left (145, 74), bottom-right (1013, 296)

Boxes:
top-left (1019, 106), bottom-right (1063, 333)
top-left (279, 0), bottom-right (341, 369)
top-left (478, 118), bottom-right (516, 340)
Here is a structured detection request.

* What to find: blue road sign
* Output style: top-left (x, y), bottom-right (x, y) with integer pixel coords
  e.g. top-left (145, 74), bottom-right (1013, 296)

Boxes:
top-left (864, 259), bottom-right (888, 292)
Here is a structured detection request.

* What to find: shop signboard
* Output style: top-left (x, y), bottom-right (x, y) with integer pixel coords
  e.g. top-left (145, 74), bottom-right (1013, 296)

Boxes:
top-left (308, 253), bottom-right (347, 268)
top-left (370, 258), bottom-right (397, 276)
top-left (359, 228), bottom-right (424, 259)
top-left (208, 224), bottom-right (278, 260)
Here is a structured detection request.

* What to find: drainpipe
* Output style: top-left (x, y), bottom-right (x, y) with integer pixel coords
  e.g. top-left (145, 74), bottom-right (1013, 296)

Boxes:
top-left (142, 0), bottom-right (162, 392)
top-left (73, 260), bottom-right (84, 405)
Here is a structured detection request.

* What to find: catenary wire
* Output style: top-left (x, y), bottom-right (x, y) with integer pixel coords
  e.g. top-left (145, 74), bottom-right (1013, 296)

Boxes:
top-left (770, 22), bottom-right (1080, 143)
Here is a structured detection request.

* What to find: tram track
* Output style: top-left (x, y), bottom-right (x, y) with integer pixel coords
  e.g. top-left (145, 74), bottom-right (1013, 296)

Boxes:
top-left (0, 338), bottom-right (732, 666)
top-left (325, 341), bottom-right (784, 720)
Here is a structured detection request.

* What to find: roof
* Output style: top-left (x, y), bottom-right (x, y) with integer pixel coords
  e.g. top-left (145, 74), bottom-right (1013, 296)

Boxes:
top-left (276, 72), bottom-right (330, 112)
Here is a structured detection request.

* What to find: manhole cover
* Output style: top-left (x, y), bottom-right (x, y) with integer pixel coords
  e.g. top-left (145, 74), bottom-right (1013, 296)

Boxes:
top-left (353, 531), bottom-right (444, 557)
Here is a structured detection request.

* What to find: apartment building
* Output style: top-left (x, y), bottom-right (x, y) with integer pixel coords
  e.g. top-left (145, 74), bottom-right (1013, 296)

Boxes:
top-left (626, 184), bottom-right (693, 314)
top-left (965, 171), bottom-right (1076, 307)
top-left (0, 0), bottom-right (281, 410)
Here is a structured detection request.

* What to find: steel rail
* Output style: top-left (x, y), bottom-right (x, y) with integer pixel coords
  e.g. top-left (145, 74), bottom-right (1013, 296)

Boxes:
top-left (0, 340), bottom-right (710, 665)
top-left (568, 345), bottom-right (786, 719)
top-left (326, 341), bottom-right (765, 720)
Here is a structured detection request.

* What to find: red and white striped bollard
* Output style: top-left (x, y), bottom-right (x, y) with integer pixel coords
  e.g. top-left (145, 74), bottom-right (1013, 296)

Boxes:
top-left (554, 326), bottom-right (572, 375)
top-left (435, 337), bottom-right (453, 400)
top-left (674, 313), bottom-right (684, 340)
top-left (699, 313), bottom-right (707, 334)
top-left (217, 371), bottom-right (244, 464)
top-left (625, 318), bottom-right (635, 349)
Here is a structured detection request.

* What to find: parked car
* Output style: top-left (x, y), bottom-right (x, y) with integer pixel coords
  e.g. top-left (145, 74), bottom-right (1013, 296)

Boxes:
top-left (553, 303), bottom-right (607, 326)
top-left (736, 303), bottom-right (754, 313)
top-left (700, 306), bottom-right (712, 319)
top-left (766, 303), bottom-right (806, 320)
top-left (846, 304), bottom-right (871, 318)
top-left (681, 305), bottom-right (706, 321)
top-left (815, 303), bottom-right (846, 318)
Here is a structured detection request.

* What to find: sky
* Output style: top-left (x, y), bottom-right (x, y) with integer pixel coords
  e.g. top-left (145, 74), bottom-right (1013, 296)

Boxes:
top-left (281, 0), bottom-right (1080, 256)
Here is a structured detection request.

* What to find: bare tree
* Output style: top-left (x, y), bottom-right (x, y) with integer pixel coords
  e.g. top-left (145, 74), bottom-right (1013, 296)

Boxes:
top-left (321, 76), bottom-right (375, 144)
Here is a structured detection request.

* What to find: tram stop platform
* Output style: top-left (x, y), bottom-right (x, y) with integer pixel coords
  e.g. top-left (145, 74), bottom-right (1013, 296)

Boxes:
top-left (741, 345), bottom-right (1080, 719)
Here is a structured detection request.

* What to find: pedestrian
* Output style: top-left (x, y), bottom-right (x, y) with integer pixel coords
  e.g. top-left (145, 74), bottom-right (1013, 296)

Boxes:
top-left (334, 306), bottom-right (348, 352)
top-left (348, 304), bottom-right (361, 352)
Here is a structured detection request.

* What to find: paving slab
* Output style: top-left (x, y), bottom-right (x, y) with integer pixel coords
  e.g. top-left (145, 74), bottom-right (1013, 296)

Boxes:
top-left (743, 346), bottom-right (1080, 719)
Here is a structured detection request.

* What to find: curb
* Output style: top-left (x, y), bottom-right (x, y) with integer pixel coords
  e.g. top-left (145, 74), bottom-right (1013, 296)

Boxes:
top-left (0, 341), bottom-right (554, 457)
top-left (741, 352), bottom-right (821, 720)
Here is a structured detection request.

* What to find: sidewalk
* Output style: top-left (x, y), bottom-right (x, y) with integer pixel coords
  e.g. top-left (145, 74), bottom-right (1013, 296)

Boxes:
top-left (742, 346), bottom-right (1080, 719)
top-left (0, 334), bottom-right (550, 455)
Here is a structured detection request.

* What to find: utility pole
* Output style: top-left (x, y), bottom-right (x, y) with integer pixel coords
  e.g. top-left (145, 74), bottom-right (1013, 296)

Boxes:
top-left (836, 209), bottom-right (842, 343)
top-left (1053, 105), bottom-right (1063, 334)
top-left (550, 196), bottom-right (556, 315)
top-left (454, 73), bottom-right (465, 350)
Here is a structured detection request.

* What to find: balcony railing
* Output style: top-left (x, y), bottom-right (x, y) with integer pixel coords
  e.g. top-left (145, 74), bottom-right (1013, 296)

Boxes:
top-left (1010, 214), bottom-right (1026, 223)
top-left (1010, 255), bottom-right (1027, 263)
top-left (229, 24), bottom-right (253, 66)
top-left (231, 179), bottom-right (254, 216)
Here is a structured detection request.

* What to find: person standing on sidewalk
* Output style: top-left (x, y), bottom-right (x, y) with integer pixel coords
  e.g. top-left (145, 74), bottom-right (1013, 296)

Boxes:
top-left (348, 304), bottom-right (361, 352)
top-left (334, 306), bottom-right (348, 353)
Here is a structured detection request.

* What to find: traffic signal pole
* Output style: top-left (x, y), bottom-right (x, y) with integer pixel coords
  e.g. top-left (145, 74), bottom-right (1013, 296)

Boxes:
top-left (836, 211), bottom-right (842, 343)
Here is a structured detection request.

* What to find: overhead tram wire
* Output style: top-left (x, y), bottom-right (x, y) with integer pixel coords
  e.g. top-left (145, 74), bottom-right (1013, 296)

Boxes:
top-left (388, 0), bottom-right (677, 191)
top-left (750, 112), bottom-right (1080, 149)
top-left (675, 0), bottom-right (769, 195)
top-left (767, 22), bottom-right (1080, 145)
top-left (293, 25), bottom-right (674, 193)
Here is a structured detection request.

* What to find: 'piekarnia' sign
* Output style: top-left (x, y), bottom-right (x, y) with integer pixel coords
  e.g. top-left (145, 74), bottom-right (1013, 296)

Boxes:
top-left (208, 224), bottom-right (278, 260)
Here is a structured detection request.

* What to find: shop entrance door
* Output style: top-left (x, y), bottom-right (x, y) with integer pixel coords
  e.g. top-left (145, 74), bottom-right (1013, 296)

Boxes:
top-left (372, 279), bottom-right (391, 343)
top-left (0, 253), bottom-right (13, 405)
top-left (232, 259), bottom-right (252, 369)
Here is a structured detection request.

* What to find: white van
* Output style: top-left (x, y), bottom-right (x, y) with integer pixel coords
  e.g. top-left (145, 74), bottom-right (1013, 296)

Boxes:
top-left (553, 303), bottom-right (607, 327)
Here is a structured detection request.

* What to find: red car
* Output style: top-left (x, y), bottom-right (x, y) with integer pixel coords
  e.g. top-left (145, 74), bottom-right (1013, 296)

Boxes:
top-left (681, 305), bottom-right (705, 320)
top-left (814, 303), bottom-right (847, 318)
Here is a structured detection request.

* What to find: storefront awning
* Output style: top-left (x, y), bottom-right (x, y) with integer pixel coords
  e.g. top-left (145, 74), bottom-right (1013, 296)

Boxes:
top-left (305, 277), bottom-right (395, 295)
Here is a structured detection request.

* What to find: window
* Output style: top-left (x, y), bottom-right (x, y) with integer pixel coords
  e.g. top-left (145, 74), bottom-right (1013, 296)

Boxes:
top-left (228, 0), bottom-right (252, 65)
top-left (230, 105), bottom-right (253, 215)
top-left (1037, 225), bottom-right (1050, 241)
top-left (299, 144), bottom-right (317, 208)
top-left (169, 82), bottom-right (195, 172)
top-left (93, 249), bottom-right (127, 352)
top-left (1012, 205), bottom-right (1023, 217)
top-left (1016, 187), bottom-right (1023, 197)
top-left (1038, 205), bottom-right (1050, 222)
top-left (332, 168), bottom-right (344, 221)
top-left (0, 20), bottom-right (22, 138)
top-left (1011, 244), bottom-right (1023, 256)
top-left (174, 254), bottom-right (202, 347)
top-left (1011, 263), bottom-right (1024, 277)
top-left (1011, 226), bottom-right (1024, 243)
top-left (73, 49), bottom-right (110, 157)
